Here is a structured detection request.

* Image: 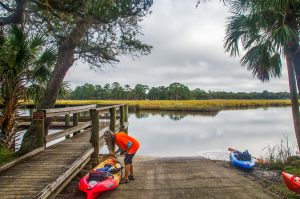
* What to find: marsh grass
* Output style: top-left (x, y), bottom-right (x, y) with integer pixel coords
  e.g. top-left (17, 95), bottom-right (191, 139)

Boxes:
top-left (29, 99), bottom-right (293, 112)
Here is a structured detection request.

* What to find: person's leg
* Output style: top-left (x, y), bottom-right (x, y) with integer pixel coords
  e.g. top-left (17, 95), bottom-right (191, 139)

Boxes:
top-left (122, 154), bottom-right (133, 183)
top-left (130, 164), bottom-right (134, 176)
top-left (129, 164), bottom-right (135, 180)
top-left (124, 164), bottom-right (130, 180)
top-left (128, 153), bottom-right (135, 180)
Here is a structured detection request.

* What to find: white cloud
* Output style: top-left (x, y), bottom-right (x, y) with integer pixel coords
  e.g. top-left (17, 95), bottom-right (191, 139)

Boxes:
top-left (65, 0), bottom-right (289, 92)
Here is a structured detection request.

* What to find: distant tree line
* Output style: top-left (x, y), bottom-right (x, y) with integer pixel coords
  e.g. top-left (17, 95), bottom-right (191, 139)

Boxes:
top-left (68, 82), bottom-right (290, 100)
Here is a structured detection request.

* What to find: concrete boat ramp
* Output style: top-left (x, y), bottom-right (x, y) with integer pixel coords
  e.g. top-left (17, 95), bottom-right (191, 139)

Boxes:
top-left (59, 156), bottom-right (279, 199)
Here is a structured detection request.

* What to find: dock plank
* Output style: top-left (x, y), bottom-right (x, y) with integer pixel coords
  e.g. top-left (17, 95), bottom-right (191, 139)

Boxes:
top-left (0, 130), bottom-right (93, 198)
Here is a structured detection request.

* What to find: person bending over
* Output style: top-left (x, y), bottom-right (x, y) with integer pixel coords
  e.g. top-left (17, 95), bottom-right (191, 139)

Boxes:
top-left (109, 129), bottom-right (140, 183)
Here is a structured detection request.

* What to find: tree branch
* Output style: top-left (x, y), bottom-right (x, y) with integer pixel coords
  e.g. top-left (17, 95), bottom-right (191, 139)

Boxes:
top-left (30, 0), bottom-right (62, 20)
top-left (0, 1), bottom-right (14, 12)
top-left (0, 0), bottom-right (27, 26)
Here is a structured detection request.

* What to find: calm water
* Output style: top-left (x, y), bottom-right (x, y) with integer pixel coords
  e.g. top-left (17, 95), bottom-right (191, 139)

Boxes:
top-left (19, 107), bottom-right (296, 160)
top-left (126, 107), bottom-right (296, 160)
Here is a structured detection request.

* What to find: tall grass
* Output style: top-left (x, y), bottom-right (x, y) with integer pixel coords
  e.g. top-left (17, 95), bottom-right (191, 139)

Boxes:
top-left (264, 135), bottom-right (295, 163)
top-left (263, 135), bottom-right (297, 170)
top-left (47, 99), bottom-right (292, 112)
top-left (262, 136), bottom-right (300, 198)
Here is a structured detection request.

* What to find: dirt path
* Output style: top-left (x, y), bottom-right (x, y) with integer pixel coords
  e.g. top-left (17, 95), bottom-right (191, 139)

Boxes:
top-left (59, 156), bottom-right (280, 199)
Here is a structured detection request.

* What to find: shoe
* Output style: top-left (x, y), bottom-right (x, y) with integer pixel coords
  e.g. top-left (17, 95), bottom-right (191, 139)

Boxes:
top-left (128, 175), bottom-right (135, 180)
top-left (120, 179), bottom-right (129, 184)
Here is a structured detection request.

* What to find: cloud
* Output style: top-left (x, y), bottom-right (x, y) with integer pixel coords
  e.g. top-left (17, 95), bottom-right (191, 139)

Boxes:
top-left (65, 0), bottom-right (289, 92)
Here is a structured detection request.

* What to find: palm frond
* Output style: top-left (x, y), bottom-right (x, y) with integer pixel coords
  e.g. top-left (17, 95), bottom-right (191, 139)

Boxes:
top-left (58, 81), bottom-right (71, 99)
top-left (38, 47), bottom-right (57, 66)
top-left (29, 34), bottom-right (45, 50)
top-left (241, 41), bottom-right (282, 81)
top-left (272, 24), bottom-right (297, 49)
top-left (227, 0), bottom-right (252, 14)
top-left (224, 13), bottom-right (262, 56)
top-left (224, 15), bottom-right (247, 56)
top-left (31, 47), bottom-right (57, 82)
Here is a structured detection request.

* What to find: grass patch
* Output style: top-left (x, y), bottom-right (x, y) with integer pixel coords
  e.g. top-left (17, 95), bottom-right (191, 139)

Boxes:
top-left (0, 146), bottom-right (16, 166)
top-left (269, 184), bottom-right (299, 199)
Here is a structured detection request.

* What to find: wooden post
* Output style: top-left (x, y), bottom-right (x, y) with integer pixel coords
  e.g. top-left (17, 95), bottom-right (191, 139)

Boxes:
top-left (124, 105), bottom-right (128, 133)
top-left (65, 113), bottom-right (71, 138)
top-left (73, 113), bottom-right (79, 135)
top-left (90, 109), bottom-right (100, 166)
top-left (110, 107), bottom-right (116, 133)
top-left (33, 111), bottom-right (45, 148)
top-left (29, 109), bottom-right (33, 117)
top-left (120, 105), bottom-right (125, 128)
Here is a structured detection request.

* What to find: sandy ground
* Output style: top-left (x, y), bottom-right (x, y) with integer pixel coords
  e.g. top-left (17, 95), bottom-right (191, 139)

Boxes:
top-left (58, 156), bottom-right (280, 199)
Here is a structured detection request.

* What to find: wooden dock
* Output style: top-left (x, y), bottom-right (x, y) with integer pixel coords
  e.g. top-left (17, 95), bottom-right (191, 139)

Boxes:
top-left (0, 104), bottom-right (128, 199)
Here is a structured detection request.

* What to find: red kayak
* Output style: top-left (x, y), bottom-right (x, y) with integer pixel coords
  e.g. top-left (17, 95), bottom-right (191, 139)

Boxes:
top-left (79, 158), bottom-right (122, 199)
top-left (282, 172), bottom-right (300, 194)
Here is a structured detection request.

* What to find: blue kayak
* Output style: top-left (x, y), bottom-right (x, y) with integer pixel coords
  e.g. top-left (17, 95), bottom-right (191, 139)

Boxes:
top-left (230, 152), bottom-right (255, 169)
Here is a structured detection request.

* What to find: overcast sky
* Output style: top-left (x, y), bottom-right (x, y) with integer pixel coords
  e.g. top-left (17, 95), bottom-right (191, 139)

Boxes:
top-left (65, 0), bottom-right (289, 92)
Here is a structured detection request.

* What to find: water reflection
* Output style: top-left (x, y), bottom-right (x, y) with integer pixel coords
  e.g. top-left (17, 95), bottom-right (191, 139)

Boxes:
top-left (128, 107), bottom-right (296, 160)
top-left (132, 110), bottom-right (219, 121)
top-left (15, 107), bottom-right (296, 161)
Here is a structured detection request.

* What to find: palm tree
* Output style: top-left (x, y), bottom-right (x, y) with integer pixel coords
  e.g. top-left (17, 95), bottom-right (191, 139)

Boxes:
top-left (0, 26), bottom-right (56, 149)
top-left (27, 81), bottom-right (71, 104)
top-left (223, 0), bottom-right (300, 150)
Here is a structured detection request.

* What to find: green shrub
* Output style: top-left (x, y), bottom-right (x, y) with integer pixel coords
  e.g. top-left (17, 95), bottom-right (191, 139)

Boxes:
top-left (284, 166), bottom-right (300, 176)
top-left (269, 184), bottom-right (299, 199)
top-left (286, 156), bottom-right (300, 165)
top-left (0, 146), bottom-right (16, 166)
top-left (266, 160), bottom-right (285, 170)
top-left (289, 160), bottom-right (300, 167)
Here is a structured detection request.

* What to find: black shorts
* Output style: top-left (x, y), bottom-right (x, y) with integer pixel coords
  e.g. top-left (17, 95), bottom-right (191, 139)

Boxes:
top-left (124, 153), bottom-right (135, 165)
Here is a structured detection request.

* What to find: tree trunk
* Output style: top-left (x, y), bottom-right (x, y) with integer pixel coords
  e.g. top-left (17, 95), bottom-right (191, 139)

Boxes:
top-left (286, 52), bottom-right (300, 151)
top-left (19, 19), bottom-right (91, 154)
top-left (293, 49), bottom-right (300, 94)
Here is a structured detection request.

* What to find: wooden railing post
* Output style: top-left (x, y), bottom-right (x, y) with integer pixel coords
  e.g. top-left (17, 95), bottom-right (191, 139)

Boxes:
top-left (90, 109), bottom-right (100, 166)
top-left (73, 113), bottom-right (79, 135)
top-left (29, 109), bottom-right (33, 117)
top-left (65, 113), bottom-right (71, 139)
top-left (65, 114), bottom-right (70, 126)
top-left (110, 107), bottom-right (116, 133)
top-left (124, 105), bottom-right (128, 133)
top-left (32, 111), bottom-right (45, 148)
top-left (120, 105), bottom-right (125, 128)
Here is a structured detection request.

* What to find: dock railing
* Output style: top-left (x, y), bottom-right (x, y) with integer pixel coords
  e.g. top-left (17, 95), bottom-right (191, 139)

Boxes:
top-left (1, 104), bottom-right (129, 174)
top-left (34, 104), bottom-right (129, 163)
top-left (89, 104), bottom-right (129, 165)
